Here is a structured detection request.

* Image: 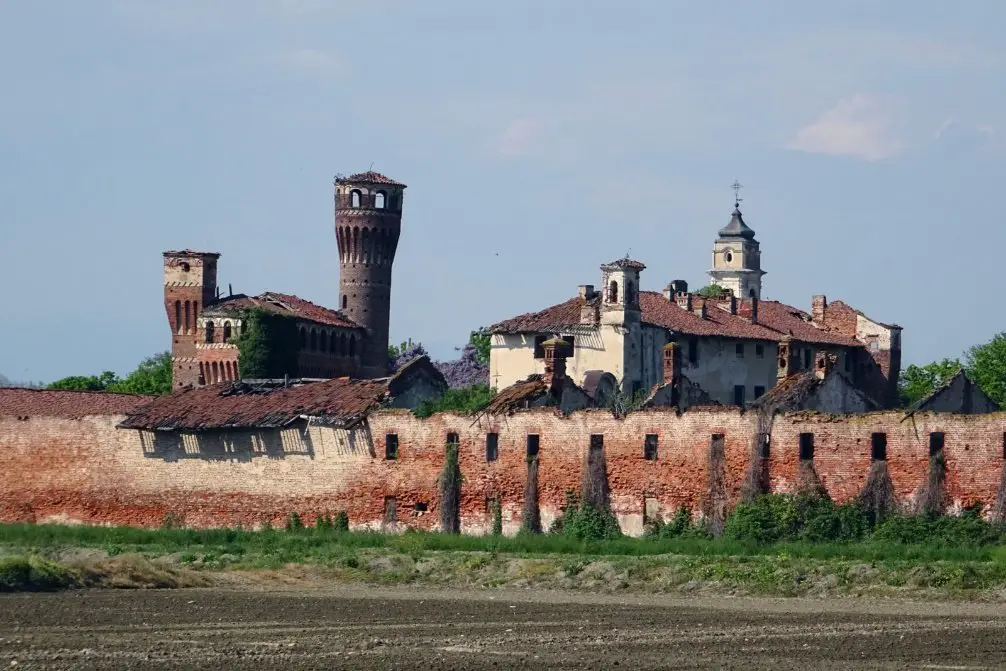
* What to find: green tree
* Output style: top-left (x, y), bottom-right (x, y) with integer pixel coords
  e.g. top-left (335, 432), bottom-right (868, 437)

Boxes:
top-left (47, 371), bottom-right (119, 392)
top-left (234, 308), bottom-right (300, 379)
top-left (108, 352), bottom-right (172, 395)
top-left (468, 329), bottom-right (491, 366)
top-left (898, 358), bottom-right (962, 407)
top-left (388, 338), bottom-right (419, 359)
top-left (965, 332), bottom-right (1006, 407)
top-left (693, 284), bottom-right (726, 298)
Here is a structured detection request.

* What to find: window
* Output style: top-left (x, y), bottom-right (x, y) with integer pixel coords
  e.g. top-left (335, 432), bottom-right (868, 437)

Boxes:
top-left (414, 502), bottom-right (428, 512)
top-left (590, 434), bottom-right (603, 452)
top-left (562, 335), bottom-right (575, 356)
top-left (223, 322), bottom-right (232, 342)
top-left (342, 295), bottom-right (347, 309)
top-left (385, 434), bottom-right (399, 460)
top-left (526, 434), bottom-right (540, 458)
top-left (320, 331), bottom-right (327, 353)
top-left (799, 433), bottom-right (814, 460)
top-left (533, 335), bottom-right (547, 359)
top-left (375, 191), bottom-right (387, 209)
top-left (174, 301), bottom-right (182, 333)
top-left (184, 300), bottom-right (191, 333)
top-left (688, 338), bottom-right (698, 364)
top-left (205, 321), bottom-right (215, 343)
top-left (844, 353), bottom-right (852, 372)
top-left (644, 434), bottom-right (658, 461)
top-left (733, 385), bottom-right (745, 406)
top-left (339, 333), bottom-right (347, 356)
top-left (735, 343), bottom-right (745, 358)
top-left (608, 280), bottom-right (619, 303)
top-left (755, 344), bottom-right (764, 359)
top-left (871, 432), bottom-right (887, 461)
top-left (725, 251), bottom-right (733, 264)
top-left (383, 496), bottom-right (397, 524)
top-left (803, 348), bottom-right (812, 370)
top-left (486, 433), bottom-right (499, 462)
top-left (350, 190), bottom-right (362, 208)
top-left (754, 385), bottom-right (765, 399)
top-left (447, 432), bottom-right (459, 448)
top-left (299, 328), bottom-right (307, 349)
top-left (930, 432), bottom-right (945, 456)
top-left (349, 335), bottom-right (356, 357)
top-left (626, 280), bottom-right (635, 305)
top-left (310, 329), bottom-right (318, 350)
top-left (329, 332), bottom-right (336, 352)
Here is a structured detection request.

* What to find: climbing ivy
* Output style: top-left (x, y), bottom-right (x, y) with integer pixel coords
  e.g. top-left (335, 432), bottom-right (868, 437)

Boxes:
top-left (234, 308), bottom-right (301, 380)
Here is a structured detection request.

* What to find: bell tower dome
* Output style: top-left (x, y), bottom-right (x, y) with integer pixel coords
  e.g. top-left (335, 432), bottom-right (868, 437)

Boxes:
top-left (707, 182), bottom-right (765, 298)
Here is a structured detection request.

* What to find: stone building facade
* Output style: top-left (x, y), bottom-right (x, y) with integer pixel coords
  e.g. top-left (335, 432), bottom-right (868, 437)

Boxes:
top-left (487, 203), bottom-right (902, 408)
top-left (165, 170), bottom-right (406, 389)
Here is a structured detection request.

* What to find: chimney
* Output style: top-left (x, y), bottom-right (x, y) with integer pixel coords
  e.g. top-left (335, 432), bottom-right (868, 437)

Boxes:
top-left (542, 337), bottom-right (569, 395)
top-left (663, 342), bottom-right (680, 386)
top-left (728, 294), bottom-right (737, 315)
top-left (812, 295), bottom-right (827, 325)
top-left (676, 292), bottom-right (692, 311)
top-left (662, 284), bottom-right (673, 301)
top-left (578, 284), bottom-right (595, 299)
top-left (751, 296), bottom-right (758, 324)
top-left (777, 336), bottom-right (798, 381)
top-left (693, 300), bottom-right (706, 319)
top-left (739, 296), bottom-right (759, 324)
top-left (814, 350), bottom-right (835, 380)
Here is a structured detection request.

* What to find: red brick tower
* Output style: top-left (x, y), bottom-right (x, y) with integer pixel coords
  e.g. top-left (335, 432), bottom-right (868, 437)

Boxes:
top-left (334, 171), bottom-right (406, 378)
top-left (163, 250), bottom-right (220, 389)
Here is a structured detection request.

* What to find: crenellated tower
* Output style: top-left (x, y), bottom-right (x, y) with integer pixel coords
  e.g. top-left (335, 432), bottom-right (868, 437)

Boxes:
top-left (163, 249), bottom-right (220, 389)
top-left (334, 170), bottom-right (406, 378)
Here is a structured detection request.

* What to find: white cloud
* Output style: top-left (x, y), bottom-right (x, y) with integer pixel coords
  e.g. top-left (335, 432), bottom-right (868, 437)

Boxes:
top-left (275, 48), bottom-right (343, 75)
top-left (787, 95), bottom-right (902, 162)
top-left (495, 119), bottom-right (542, 157)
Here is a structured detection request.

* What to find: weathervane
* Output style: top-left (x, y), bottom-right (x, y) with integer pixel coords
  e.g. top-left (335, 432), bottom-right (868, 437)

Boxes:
top-left (731, 180), bottom-right (743, 208)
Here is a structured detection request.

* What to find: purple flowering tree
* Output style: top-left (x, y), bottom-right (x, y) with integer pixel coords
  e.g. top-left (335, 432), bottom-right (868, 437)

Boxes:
top-left (387, 340), bottom-right (489, 389)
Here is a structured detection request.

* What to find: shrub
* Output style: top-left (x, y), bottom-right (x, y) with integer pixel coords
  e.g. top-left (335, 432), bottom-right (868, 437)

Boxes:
top-left (723, 493), bottom-right (871, 543)
top-left (0, 556), bottom-right (76, 592)
top-left (552, 492), bottom-right (621, 541)
top-left (645, 506), bottom-right (709, 539)
top-left (872, 514), bottom-right (1005, 548)
top-left (334, 511), bottom-right (350, 533)
top-left (285, 512), bottom-right (304, 532)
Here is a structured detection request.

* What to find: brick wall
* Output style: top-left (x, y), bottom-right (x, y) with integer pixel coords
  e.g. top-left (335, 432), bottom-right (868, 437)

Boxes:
top-left (2, 407), bottom-right (1005, 532)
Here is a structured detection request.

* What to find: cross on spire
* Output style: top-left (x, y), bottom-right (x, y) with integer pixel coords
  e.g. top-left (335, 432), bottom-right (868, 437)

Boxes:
top-left (731, 180), bottom-right (743, 208)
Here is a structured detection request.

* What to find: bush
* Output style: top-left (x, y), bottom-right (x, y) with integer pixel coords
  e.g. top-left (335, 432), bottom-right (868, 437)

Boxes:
top-left (645, 506), bottom-right (710, 540)
top-left (723, 494), bottom-right (871, 544)
top-left (334, 511), bottom-right (350, 533)
top-left (0, 556), bottom-right (76, 592)
top-left (552, 492), bottom-right (621, 541)
top-left (872, 514), bottom-right (1005, 548)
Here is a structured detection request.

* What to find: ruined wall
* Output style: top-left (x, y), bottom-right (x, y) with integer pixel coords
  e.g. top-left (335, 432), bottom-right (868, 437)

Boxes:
top-left (2, 408), bottom-right (1006, 534)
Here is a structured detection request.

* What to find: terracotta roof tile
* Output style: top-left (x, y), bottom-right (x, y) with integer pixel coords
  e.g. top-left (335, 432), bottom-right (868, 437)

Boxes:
top-left (204, 292), bottom-right (361, 329)
top-left (0, 388), bottom-right (154, 419)
top-left (119, 377), bottom-right (390, 431)
top-left (489, 291), bottom-right (864, 348)
top-left (335, 171), bottom-right (406, 187)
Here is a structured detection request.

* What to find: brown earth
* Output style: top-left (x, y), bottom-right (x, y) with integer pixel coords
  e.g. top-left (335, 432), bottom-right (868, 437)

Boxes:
top-left (1, 585), bottom-right (1005, 669)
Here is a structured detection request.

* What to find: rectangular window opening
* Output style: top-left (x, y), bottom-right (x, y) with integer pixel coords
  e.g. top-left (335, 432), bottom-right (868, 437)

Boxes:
top-left (562, 335), bottom-right (575, 356)
top-left (533, 335), bottom-right (547, 359)
top-left (754, 385), bottom-right (765, 400)
top-left (414, 501), bottom-right (428, 512)
top-left (803, 348), bottom-right (812, 370)
top-left (446, 432), bottom-right (459, 447)
top-left (526, 434), bottom-right (540, 457)
top-left (1002, 432), bottom-right (1006, 460)
top-left (383, 496), bottom-right (397, 524)
top-left (799, 432), bottom-right (814, 460)
top-left (385, 433), bottom-right (399, 460)
top-left (871, 432), bottom-right (887, 461)
top-left (688, 337), bottom-right (698, 364)
top-left (929, 431), bottom-right (945, 457)
top-left (755, 344), bottom-right (765, 359)
top-left (485, 432), bottom-right (499, 462)
top-left (733, 385), bottom-right (746, 407)
top-left (735, 343), bottom-right (745, 358)
top-left (590, 434), bottom-right (604, 453)
top-left (644, 434), bottom-right (658, 461)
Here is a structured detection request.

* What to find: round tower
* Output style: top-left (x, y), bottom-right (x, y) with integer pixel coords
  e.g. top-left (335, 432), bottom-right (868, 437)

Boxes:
top-left (334, 170), bottom-right (406, 378)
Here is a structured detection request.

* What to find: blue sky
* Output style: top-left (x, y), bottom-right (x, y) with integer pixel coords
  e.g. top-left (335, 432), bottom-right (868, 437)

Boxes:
top-left (1, 1), bottom-right (1003, 383)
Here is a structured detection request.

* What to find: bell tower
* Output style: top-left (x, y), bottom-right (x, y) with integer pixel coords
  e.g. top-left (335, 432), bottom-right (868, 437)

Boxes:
top-left (334, 170), bottom-right (406, 378)
top-left (708, 181), bottom-right (765, 298)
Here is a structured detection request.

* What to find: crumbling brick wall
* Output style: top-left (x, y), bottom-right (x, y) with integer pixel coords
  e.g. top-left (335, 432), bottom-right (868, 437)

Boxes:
top-left (2, 407), bottom-right (1005, 532)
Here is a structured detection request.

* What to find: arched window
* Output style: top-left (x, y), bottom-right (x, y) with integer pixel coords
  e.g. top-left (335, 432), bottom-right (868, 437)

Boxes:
top-left (342, 295), bottom-right (348, 309)
top-left (339, 333), bottom-right (347, 356)
top-left (223, 321), bottom-right (232, 342)
top-left (608, 280), bottom-right (619, 303)
top-left (350, 189), bottom-right (362, 208)
top-left (749, 288), bottom-right (757, 298)
top-left (184, 301), bottom-right (191, 333)
top-left (375, 191), bottom-right (386, 209)
top-left (626, 281), bottom-right (635, 306)
top-left (320, 331), bottom-right (328, 353)
top-left (329, 332), bottom-right (337, 353)
top-left (310, 329), bottom-right (318, 350)
top-left (174, 301), bottom-right (182, 334)
top-left (299, 327), bottom-right (307, 349)
top-left (205, 321), bottom-right (215, 343)
top-left (211, 361), bottom-right (219, 383)
top-left (349, 335), bottom-right (356, 357)
top-left (362, 228), bottom-right (371, 265)
top-left (198, 363), bottom-right (206, 384)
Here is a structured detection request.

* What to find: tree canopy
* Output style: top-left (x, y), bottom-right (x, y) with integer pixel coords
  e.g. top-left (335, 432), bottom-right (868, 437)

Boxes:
top-left (898, 358), bottom-right (962, 407)
top-left (47, 352), bottom-right (172, 395)
top-left (693, 284), bottom-right (727, 298)
top-left (898, 332), bottom-right (1006, 408)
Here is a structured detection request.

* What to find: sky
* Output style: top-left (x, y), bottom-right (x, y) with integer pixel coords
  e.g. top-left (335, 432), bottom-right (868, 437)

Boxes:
top-left (1, 1), bottom-right (1004, 383)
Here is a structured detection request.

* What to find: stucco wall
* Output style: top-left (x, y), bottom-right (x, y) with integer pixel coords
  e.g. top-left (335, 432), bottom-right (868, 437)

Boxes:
top-left (4, 407), bottom-right (1006, 535)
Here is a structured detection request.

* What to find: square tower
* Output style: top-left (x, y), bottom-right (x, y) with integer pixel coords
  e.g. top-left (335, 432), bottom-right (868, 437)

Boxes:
top-left (707, 202), bottom-right (765, 299)
top-left (163, 250), bottom-right (221, 389)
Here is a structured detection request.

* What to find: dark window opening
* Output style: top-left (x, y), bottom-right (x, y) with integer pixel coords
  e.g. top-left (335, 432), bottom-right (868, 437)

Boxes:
top-left (608, 280), bottom-right (619, 303)
top-left (930, 432), bottom-right (945, 457)
top-left (871, 432), bottom-right (887, 461)
top-left (486, 433), bottom-right (499, 462)
top-left (383, 496), bottom-right (397, 524)
top-left (299, 328), bottom-right (307, 349)
top-left (339, 333), bottom-right (347, 356)
top-left (385, 433), bottom-right (399, 460)
top-left (447, 432), bottom-right (459, 447)
top-left (205, 321), bottom-right (215, 343)
top-left (735, 343), bottom-right (744, 358)
top-left (644, 434), bottom-right (658, 461)
top-left (223, 322), bottom-right (232, 342)
top-left (844, 353), bottom-right (852, 372)
top-left (562, 335), bottom-right (575, 355)
top-left (414, 502), bottom-right (428, 512)
top-left (803, 348), bottom-right (812, 370)
top-left (733, 385), bottom-right (746, 406)
top-left (174, 301), bottom-right (182, 333)
top-left (342, 295), bottom-right (347, 309)
top-left (310, 330), bottom-right (318, 350)
top-left (590, 434), bottom-right (603, 453)
top-left (755, 344), bottom-right (765, 359)
top-left (329, 332), bottom-right (336, 352)
top-left (758, 433), bottom-right (770, 459)
top-left (533, 335), bottom-right (547, 359)
top-left (526, 434), bottom-right (540, 457)
top-left (754, 385), bottom-right (765, 399)
top-left (349, 335), bottom-right (356, 357)
top-left (688, 337), bottom-right (698, 364)
top-left (632, 380), bottom-right (643, 395)
top-left (799, 432), bottom-right (815, 460)
top-left (626, 280), bottom-right (635, 305)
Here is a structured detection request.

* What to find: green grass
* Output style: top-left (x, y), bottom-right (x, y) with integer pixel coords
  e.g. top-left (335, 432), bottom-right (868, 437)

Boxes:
top-left (1, 522), bottom-right (1004, 566)
top-left (0, 555), bottom-right (77, 592)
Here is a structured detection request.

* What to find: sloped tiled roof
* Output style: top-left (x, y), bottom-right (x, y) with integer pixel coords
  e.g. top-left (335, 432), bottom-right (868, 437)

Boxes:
top-left (488, 291), bottom-right (863, 348)
top-left (0, 388), bottom-right (154, 419)
top-left (335, 171), bottom-right (406, 187)
top-left (204, 292), bottom-right (361, 329)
